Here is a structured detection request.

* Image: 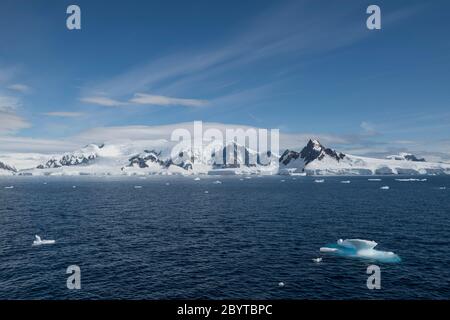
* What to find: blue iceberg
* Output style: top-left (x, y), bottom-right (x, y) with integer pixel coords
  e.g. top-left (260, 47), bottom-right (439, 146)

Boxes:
top-left (320, 239), bottom-right (401, 263)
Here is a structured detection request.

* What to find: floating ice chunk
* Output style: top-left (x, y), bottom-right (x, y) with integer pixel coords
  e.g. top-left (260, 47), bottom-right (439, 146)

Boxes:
top-left (245, 177), bottom-right (252, 180)
top-left (396, 178), bottom-right (427, 182)
top-left (368, 178), bottom-right (381, 181)
top-left (165, 182), bottom-right (170, 186)
top-left (320, 239), bottom-right (400, 263)
top-left (32, 235), bottom-right (55, 246)
top-left (280, 179), bottom-right (285, 182)
top-left (213, 180), bottom-right (222, 184)
top-left (72, 186), bottom-right (77, 189)
top-left (4, 186), bottom-right (14, 189)
top-left (239, 178), bottom-right (244, 181)
top-left (312, 257), bottom-right (322, 263)
top-left (380, 186), bottom-right (390, 190)
top-left (439, 187), bottom-right (446, 190)
top-left (204, 190), bottom-right (209, 194)
top-left (314, 179), bottom-right (325, 183)
top-left (341, 180), bottom-right (351, 184)
top-left (320, 247), bottom-right (338, 253)
top-left (278, 282), bottom-right (285, 287)
top-left (134, 186), bottom-right (143, 189)
top-left (194, 177), bottom-right (201, 181)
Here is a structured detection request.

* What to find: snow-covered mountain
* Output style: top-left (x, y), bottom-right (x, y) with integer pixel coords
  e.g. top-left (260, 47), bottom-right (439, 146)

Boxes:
top-left (0, 160), bottom-right (16, 175)
top-left (386, 153), bottom-right (426, 162)
top-left (279, 139), bottom-right (450, 175)
top-left (2, 139), bottom-right (450, 176)
top-left (36, 144), bottom-right (100, 169)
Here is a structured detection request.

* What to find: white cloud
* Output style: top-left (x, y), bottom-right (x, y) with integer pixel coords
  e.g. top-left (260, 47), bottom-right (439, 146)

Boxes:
top-left (0, 111), bottom-right (31, 134)
top-left (130, 93), bottom-right (208, 107)
top-left (0, 95), bottom-right (30, 134)
top-left (80, 96), bottom-right (127, 107)
top-left (0, 136), bottom-right (78, 154)
top-left (7, 83), bottom-right (31, 93)
top-left (42, 112), bottom-right (85, 118)
top-left (81, 93), bottom-right (208, 108)
top-left (0, 95), bottom-right (20, 112)
top-left (360, 121), bottom-right (378, 136)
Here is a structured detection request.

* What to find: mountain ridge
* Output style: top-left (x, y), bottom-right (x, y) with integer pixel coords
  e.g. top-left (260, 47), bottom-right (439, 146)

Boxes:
top-left (2, 139), bottom-right (449, 176)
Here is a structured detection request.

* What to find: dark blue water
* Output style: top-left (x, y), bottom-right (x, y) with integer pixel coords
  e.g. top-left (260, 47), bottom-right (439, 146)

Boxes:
top-left (0, 175), bottom-right (449, 299)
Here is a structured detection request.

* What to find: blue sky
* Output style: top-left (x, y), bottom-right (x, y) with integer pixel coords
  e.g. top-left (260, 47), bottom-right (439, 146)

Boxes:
top-left (0, 0), bottom-right (450, 159)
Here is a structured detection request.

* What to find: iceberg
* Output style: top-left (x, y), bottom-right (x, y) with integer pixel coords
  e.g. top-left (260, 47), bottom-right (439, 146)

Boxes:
top-left (320, 239), bottom-right (400, 263)
top-left (380, 186), bottom-right (390, 190)
top-left (314, 179), bottom-right (325, 183)
top-left (32, 235), bottom-right (56, 246)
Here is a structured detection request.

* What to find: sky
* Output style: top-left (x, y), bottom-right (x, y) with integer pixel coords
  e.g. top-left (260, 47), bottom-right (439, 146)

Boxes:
top-left (0, 0), bottom-right (450, 160)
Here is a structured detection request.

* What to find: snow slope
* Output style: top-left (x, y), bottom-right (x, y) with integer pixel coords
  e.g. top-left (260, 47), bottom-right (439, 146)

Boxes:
top-left (279, 139), bottom-right (450, 175)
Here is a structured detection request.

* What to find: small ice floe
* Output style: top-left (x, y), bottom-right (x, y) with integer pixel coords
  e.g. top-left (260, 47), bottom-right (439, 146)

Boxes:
top-left (72, 186), bottom-right (77, 189)
top-left (43, 182), bottom-right (48, 185)
top-left (319, 239), bottom-right (400, 263)
top-left (340, 180), bottom-right (351, 184)
top-left (312, 257), bottom-right (322, 263)
top-left (32, 235), bottom-right (55, 246)
top-left (395, 178), bottom-right (428, 182)
top-left (194, 177), bottom-right (201, 181)
top-left (368, 178), bottom-right (381, 181)
top-left (278, 282), bottom-right (285, 287)
top-left (280, 179), bottom-right (285, 182)
top-left (134, 185), bottom-right (143, 189)
top-left (439, 187), bottom-right (446, 190)
top-left (245, 176), bottom-right (252, 180)
top-left (380, 186), bottom-right (390, 190)
top-left (4, 186), bottom-right (14, 189)
top-left (204, 190), bottom-right (209, 194)
top-left (292, 178), bottom-right (297, 180)
top-left (165, 182), bottom-right (170, 186)
top-left (314, 179), bottom-right (325, 183)
top-left (213, 180), bottom-right (222, 184)
top-left (239, 178), bottom-right (244, 181)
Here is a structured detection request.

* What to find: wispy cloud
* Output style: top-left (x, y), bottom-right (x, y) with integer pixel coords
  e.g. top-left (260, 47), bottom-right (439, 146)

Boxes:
top-left (0, 95), bottom-right (20, 111)
top-left (42, 112), bottom-right (85, 118)
top-left (130, 93), bottom-right (208, 107)
top-left (360, 121), bottom-right (378, 136)
top-left (79, 96), bottom-right (127, 107)
top-left (7, 83), bottom-right (31, 93)
top-left (81, 93), bottom-right (208, 108)
top-left (0, 95), bottom-right (30, 134)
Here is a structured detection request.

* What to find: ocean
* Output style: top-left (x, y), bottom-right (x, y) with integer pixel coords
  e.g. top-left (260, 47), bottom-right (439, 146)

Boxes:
top-left (0, 175), bottom-right (449, 299)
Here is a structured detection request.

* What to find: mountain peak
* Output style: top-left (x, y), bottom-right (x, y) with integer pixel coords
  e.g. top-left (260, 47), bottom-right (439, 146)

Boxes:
top-left (0, 160), bottom-right (17, 172)
top-left (300, 139), bottom-right (345, 165)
